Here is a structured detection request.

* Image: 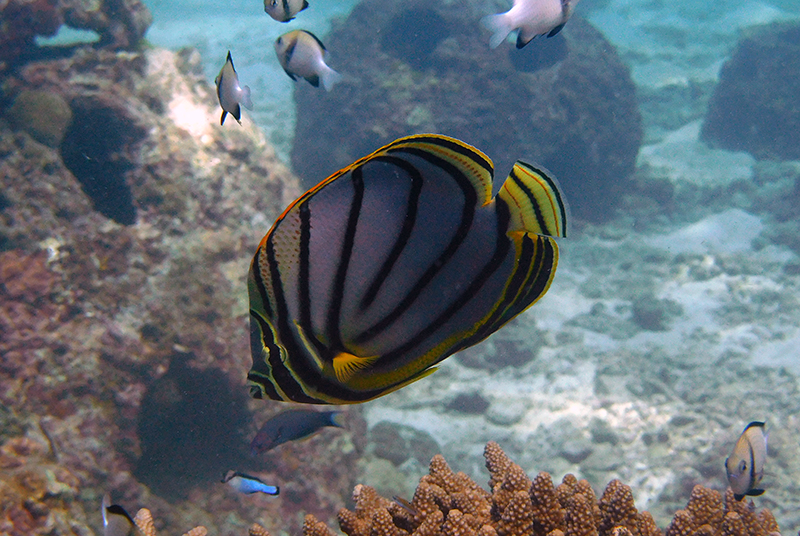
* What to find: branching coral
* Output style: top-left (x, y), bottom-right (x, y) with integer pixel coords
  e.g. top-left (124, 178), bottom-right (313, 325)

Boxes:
top-left (133, 508), bottom-right (207, 536)
top-left (298, 442), bottom-right (780, 536)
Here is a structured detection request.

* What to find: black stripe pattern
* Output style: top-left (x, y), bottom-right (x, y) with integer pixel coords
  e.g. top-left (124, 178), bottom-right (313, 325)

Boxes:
top-left (247, 135), bottom-right (567, 404)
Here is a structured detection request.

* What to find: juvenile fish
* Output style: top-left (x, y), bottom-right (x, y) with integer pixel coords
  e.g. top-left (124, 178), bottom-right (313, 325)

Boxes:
top-left (482, 0), bottom-right (579, 49)
top-left (265, 0), bottom-right (309, 22)
top-left (251, 409), bottom-right (345, 455)
top-left (215, 51), bottom-right (253, 125)
top-left (275, 30), bottom-right (342, 91)
top-left (102, 494), bottom-right (136, 536)
top-left (221, 470), bottom-right (280, 495)
top-left (725, 421), bottom-right (768, 501)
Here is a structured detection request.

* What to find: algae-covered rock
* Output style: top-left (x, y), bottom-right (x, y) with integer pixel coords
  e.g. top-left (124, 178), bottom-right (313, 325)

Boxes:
top-left (7, 90), bottom-right (73, 147)
top-left (290, 0), bottom-right (643, 222)
top-left (701, 22), bottom-right (800, 160)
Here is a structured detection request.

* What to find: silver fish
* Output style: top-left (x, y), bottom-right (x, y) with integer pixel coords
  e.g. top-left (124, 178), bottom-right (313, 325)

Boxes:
top-left (102, 494), bottom-right (136, 536)
top-left (265, 0), bottom-right (309, 22)
top-left (275, 30), bottom-right (342, 91)
top-left (725, 421), bottom-right (768, 501)
top-left (215, 51), bottom-right (253, 125)
top-left (482, 0), bottom-right (579, 49)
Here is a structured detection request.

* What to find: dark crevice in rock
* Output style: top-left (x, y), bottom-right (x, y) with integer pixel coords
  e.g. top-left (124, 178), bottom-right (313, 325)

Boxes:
top-left (60, 98), bottom-right (143, 225)
top-left (134, 355), bottom-right (250, 501)
top-left (379, 8), bottom-right (450, 70)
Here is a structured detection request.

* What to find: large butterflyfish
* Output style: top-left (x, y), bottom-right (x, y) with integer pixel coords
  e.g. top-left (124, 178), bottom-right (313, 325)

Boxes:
top-left (247, 134), bottom-right (567, 404)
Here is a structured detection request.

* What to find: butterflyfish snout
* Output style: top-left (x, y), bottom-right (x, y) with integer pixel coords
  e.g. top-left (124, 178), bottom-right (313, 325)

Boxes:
top-left (247, 134), bottom-right (568, 404)
top-left (725, 421), bottom-right (768, 501)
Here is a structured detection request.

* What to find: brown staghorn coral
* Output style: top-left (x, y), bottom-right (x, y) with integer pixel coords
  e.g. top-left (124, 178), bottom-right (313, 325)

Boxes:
top-left (301, 442), bottom-right (781, 536)
top-left (132, 508), bottom-right (206, 536)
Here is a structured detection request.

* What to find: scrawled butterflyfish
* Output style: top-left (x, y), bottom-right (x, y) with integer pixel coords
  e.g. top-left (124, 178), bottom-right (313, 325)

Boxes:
top-left (482, 0), bottom-right (579, 49)
top-left (247, 134), bottom-right (568, 404)
top-left (725, 421), bottom-right (768, 501)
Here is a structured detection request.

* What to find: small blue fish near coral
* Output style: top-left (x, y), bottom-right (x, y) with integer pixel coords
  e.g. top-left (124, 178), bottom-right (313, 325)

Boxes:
top-left (725, 421), bottom-right (768, 501)
top-left (265, 0), bottom-right (309, 22)
top-left (247, 134), bottom-right (567, 404)
top-left (221, 470), bottom-right (279, 495)
top-left (102, 494), bottom-right (135, 536)
top-left (275, 30), bottom-right (341, 91)
top-left (215, 51), bottom-right (253, 125)
top-left (482, 0), bottom-right (579, 48)
top-left (251, 408), bottom-right (345, 455)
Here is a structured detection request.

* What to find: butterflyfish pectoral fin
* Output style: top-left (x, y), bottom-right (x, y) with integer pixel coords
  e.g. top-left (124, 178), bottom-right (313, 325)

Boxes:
top-left (332, 352), bottom-right (380, 383)
top-left (499, 161), bottom-right (568, 238)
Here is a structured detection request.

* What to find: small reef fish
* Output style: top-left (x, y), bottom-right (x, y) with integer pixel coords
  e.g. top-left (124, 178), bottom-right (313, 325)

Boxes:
top-left (265, 0), bottom-right (309, 22)
top-left (250, 408), bottom-right (345, 455)
top-left (221, 470), bottom-right (280, 495)
top-left (247, 134), bottom-right (567, 404)
top-left (482, 0), bottom-right (579, 49)
top-left (215, 51), bottom-right (253, 125)
top-left (102, 494), bottom-right (136, 536)
top-left (725, 421), bottom-right (768, 501)
top-left (275, 30), bottom-right (342, 91)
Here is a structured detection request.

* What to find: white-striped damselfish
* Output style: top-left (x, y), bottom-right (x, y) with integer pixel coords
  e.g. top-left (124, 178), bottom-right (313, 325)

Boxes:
top-left (247, 134), bottom-right (567, 404)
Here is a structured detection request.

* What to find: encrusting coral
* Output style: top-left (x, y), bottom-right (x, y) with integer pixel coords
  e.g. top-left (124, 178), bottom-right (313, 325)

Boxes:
top-left (286, 442), bottom-right (780, 536)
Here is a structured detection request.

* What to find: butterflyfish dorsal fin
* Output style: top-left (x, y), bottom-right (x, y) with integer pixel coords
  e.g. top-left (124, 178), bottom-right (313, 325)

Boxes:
top-left (380, 135), bottom-right (495, 205)
top-left (498, 161), bottom-right (568, 238)
top-left (332, 352), bottom-right (380, 382)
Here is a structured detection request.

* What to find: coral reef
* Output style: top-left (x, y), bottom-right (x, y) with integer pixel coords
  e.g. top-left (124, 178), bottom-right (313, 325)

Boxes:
top-left (701, 21), bottom-right (800, 161)
top-left (0, 0), bottom-right (151, 68)
top-left (289, 0), bottom-right (642, 223)
top-left (0, 37), bottom-right (363, 535)
top-left (293, 442), bottom-right (780, 536)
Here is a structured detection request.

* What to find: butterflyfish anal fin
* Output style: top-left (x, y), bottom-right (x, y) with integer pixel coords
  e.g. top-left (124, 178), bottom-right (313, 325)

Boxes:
top-left (332, 352), bottom-right (380, 382)
top-left (498, 161), bottom-right (568, 238)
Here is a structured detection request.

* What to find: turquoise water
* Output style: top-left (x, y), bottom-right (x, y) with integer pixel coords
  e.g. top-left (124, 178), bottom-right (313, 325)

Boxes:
top-left (2, 0), bottom-right (800, 533)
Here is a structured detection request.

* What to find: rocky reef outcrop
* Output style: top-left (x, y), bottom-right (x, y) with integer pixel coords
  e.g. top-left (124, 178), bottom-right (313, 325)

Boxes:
top-left (289, 0), bottom-right (643, 223)
top-left (0, 37), bottom-right (364, 535)
top-left (701, 22), bottom-right (800, 161)
top-left (0, 0), bottom-right (152, 68)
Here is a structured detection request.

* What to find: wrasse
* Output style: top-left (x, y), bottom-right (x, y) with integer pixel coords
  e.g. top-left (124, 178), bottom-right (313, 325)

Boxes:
top-left (221, 470), bottom-right (280, 495)
top-left (725, 421), bottom-right (768, 501)
top-left (250, 408), bottom-right (345, 455)
top-left (247, 134), bottom-right (567, 404)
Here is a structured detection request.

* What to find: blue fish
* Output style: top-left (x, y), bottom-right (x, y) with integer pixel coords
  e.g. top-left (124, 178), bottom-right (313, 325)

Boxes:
top-left (221, 470), bottom-right (279, 495)
top-left (250, 409), bottom-right (345, 455)
top-left (102, 494), bottom-right (135, 536)
top-left (247, 134), bottom-right (567, 404)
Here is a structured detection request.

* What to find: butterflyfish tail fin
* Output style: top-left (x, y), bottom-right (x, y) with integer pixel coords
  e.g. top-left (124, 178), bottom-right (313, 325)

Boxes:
top-left (332, 352), bottom-right (380, 383)
top-left (498, 161), bottom-right (568, 238)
